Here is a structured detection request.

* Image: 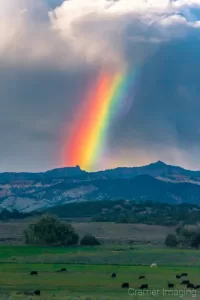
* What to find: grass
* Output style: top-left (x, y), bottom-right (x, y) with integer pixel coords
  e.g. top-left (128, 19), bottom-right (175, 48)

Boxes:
top-left (0, 263), bottom-right (199, 299)
top-left (1, 245), bottom-right (200, 266)
top-left (0, 220), bottom-right (198, 299)
top-left (0, 246), bottom-right (200, 299)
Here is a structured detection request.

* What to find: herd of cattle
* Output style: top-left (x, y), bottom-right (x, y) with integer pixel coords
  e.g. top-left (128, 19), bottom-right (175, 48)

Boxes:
top-left (23, 268), bottom-right (68, 296)
top-left (22, 267), bottom-right (200, 296)
top-left (117, 272), bottom-right (200, 290)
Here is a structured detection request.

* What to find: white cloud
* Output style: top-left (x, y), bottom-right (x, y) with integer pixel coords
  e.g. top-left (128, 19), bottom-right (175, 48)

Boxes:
top-left (49, 0), bottom-right (200, 68)
top-left (0, 0), bottom-right (200, 69)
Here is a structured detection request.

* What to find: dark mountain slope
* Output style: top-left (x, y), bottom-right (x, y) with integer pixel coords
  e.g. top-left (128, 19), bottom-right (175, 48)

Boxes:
top-left (22, 174), bottom-right (200, 207)
top-left (45, 199), bottom-right (200, 226)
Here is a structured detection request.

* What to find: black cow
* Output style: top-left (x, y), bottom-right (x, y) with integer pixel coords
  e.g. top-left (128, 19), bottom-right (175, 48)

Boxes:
top-left (176, 275), bottom-right (181, 279)
top-left (181, 280), bottom-right (190, 285)
top-left (168, 283), bottom-right (174, 288)
top-left (57, 268), bottom-right (66, 272)
top-left (34, 290), bottom-right (41, 296)
top-left (30, 271), bottom-right (38, 275)
top-left (111, 273), bottom-right (116, 278)
top-left (139, 284), bottom-right (148, 289)
top-left (195, 285), bottom-right (200, 289)
top-left (187, 283), bottom-right (195, 289)
top-left (121, 283), bottom-right (129, 288)
top-left (181, 273), bottom-right (187, 277)
top-left (138, 276), bottom-right (145, 279)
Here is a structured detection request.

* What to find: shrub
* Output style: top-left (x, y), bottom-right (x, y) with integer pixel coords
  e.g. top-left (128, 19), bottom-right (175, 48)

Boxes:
top-left (80, 234), bottom-right (101, 246)
top-left (164, 234), bottom-right (179, 248)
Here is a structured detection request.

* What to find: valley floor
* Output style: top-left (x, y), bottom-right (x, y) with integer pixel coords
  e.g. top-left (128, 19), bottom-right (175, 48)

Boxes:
top-left (0, 245), bottom-right (200, 299)
top-left (0, 221), bottom-right (199, 299)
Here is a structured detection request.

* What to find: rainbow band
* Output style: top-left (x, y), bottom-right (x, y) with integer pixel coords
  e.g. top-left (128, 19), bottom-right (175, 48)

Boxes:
top-left (63, 68), bottom-right (135, 171)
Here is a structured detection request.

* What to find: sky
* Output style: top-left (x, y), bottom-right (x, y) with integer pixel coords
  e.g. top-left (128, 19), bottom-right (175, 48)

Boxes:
top-left (1, 0), bottom-right (200, 172)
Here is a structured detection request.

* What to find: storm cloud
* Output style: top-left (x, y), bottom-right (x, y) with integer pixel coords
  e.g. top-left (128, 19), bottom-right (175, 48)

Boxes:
top-left (1, 0), bottom-right (200, 171)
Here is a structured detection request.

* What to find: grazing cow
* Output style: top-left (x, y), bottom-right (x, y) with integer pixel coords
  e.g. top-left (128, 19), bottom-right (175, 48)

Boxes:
top-left (139, 284), bottom-right (148, 289)
top-left (138, 276), bottom-right (145, 279)
top-left (121, 283), bottom-right (129, 288)
top-left (181, 280), bottom-right (190, 285)
top-left (168, 283), bottom-right (174, 288)
top-left (57, 268), bottom-right (66, 272)
top-left (187, 283), bottom-right (195, 289)
top-left (181, 273), bottom-right (187, 277)
top-left (30, 271), bottom-right (38, 275)
top-left (111, 273), bottom-right (116, 278)
top-left (150, 263), bottom-right (157, 267)
top-left (195, 285), bottom-right (200, 289)
top-left (176, 275), bottom-right (181, 279)
top-left (34, 290), bottom-right (41, 296)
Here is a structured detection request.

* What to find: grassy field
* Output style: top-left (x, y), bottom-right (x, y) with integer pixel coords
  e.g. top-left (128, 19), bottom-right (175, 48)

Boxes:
top-left (0, 245), bottom-right (200, 299)
top-left (1, 245), bottom-right (200, 266)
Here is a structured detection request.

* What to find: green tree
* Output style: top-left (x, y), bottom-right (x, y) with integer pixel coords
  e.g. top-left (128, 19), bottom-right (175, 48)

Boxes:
top-left (164, 234), bottom-right (179, 248)
top-left (117, 213), bottom-right (129, 223)
top-left (175, 225), bottom-right (183, 235)
top-left (80, 234), bottom-right (101, 246)
top-left (24, 214), bottom-right (79, 246)
top-left (175, 227), bottom-right (200, 248)
top-left (190, 232), bottom-right (200, 249)
top-left (179, 228), bottom-right (195, 246)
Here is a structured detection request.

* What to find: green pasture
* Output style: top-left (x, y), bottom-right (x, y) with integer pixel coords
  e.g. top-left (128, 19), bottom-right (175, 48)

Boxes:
top-left (0, 246), bottom-right (199, 299)
top-left (1, 245), bottom-right (200, 266)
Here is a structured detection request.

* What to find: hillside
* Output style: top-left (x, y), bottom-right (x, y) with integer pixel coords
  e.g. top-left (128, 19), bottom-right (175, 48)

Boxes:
top-left (1, 161), bottom-right (200, 212)
top-left (45, 199), bottom-right (200, 226)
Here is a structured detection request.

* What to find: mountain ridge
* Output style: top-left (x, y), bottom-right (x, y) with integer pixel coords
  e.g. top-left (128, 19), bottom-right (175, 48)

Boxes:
top-left (1, 160), bottom-right (200, 181)
top-left (1, 160), bottom-right (200, 213)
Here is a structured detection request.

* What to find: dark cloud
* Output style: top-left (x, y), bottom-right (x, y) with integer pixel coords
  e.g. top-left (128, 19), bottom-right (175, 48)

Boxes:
top-left (1, 0), bottom-right (200, 171)
top-left (107, 38), bottom-right (200, 169)
top-left (0, 65), bottom-right (94, 171)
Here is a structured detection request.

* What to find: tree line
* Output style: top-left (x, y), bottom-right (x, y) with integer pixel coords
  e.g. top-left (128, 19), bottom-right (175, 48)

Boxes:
top-left (165, 226), bottom-right (200, 249)
top-left (46, 200), bottom-right (200, 226)
top-left (2, 200), bottom-right (200, 227)
top-left (0, 209), bottom-right (32, 221)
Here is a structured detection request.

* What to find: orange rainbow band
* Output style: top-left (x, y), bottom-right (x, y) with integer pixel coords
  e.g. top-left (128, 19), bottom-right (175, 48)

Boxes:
top-left (62, 68), bottom-right (135, 171)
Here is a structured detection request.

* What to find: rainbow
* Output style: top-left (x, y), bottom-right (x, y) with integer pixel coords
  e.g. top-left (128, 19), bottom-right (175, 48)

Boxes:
top-left (62, 67), bottom-right (136, 171)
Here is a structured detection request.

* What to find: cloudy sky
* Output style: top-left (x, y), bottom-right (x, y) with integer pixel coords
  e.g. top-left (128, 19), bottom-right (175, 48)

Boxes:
top-left (1, 0), bottom-right (200, 172)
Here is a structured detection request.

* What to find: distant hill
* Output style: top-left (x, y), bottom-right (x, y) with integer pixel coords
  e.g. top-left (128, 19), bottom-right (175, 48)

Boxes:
top-left (45, 199), bottom-right (200, 226)
top-left (1, 161), bottom-right (200, 212)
